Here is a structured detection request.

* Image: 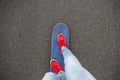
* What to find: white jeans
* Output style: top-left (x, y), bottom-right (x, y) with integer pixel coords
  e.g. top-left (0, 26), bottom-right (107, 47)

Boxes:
top-left (42, 47), bottom-right (96, 80)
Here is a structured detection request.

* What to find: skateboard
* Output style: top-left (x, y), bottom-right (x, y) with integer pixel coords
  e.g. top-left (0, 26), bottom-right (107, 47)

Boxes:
top-left (50, 23), bottom-right (69, 73)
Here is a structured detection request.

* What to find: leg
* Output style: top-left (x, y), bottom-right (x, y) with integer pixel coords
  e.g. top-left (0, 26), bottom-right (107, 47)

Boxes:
top-left (62, 47), bottom-right (96, 80)
top-left (42, 72), bottom-right (60, 80)
top-left (57, 71), bottom-right (66, 80)
top-left (42, 71), bottom-right (66, 80)
top-left (42, 59), bottom-right (66, 80)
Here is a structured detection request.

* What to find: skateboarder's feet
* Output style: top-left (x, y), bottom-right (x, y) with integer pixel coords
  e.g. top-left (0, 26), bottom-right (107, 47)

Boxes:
top-left (50, 59), bottom-right (64, 74)
top-left (58, 33), bottom-right (67, 51)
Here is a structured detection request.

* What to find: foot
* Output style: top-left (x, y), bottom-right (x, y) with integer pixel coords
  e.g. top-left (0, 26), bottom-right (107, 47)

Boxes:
top-left (58, 33), bottom-right (67, 51)
top-left (50, 59), bottom-right (64, 74)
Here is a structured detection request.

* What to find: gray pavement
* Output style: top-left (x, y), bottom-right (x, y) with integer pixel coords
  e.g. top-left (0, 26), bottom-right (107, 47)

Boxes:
top-left (0, 0), bottom-right (120, 80)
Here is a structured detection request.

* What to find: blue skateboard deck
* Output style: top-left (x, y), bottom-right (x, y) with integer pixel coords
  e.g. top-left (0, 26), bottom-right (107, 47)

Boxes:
top-left (50, 23), bottom-right (69, 73)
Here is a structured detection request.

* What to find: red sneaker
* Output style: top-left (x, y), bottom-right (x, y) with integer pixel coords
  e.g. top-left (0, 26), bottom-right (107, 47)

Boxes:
top-left (50, 59), bottom-right (64, 74)
top-left (58, 33), bottom-right (67, 51)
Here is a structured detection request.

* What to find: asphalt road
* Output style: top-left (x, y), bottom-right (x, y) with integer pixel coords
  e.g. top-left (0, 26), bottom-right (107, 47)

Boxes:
top-left (0, 0), bottom-right (120, 80)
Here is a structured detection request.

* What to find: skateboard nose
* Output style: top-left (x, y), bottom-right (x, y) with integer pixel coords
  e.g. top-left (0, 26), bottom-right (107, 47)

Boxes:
top-left (54, 23), bottom-right (68, 31)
